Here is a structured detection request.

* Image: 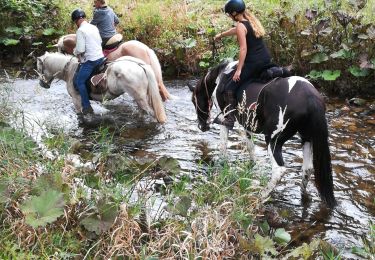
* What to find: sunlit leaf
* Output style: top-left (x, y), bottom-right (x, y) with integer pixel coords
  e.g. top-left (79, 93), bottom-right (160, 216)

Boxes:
top-left (348, 66), bottom-right (370, 77)
top-left (285, 242), bottom-right (314, 259)
top-left (5, 26), bottom-right (23, 35)
top-left (21, 190), bottom-right (65, 228)
top-left (321, 70), bottom-right (341, 81)
top-left (43, 28), bottom-right (57, 36)
top-left (253, 234), bottom-right (277, 256)
top-left (32, 42), bottom-right (43, 46)
top-left (310, 53), bottom-right (329, 63)
top-left (306, 70), bottom-right (322, 80)
top-left (2, 38), bottom-right (20, 46)
top-left (199, 61), bottom-right (210, 68)
top-left (273, 228), bottom-right (291, 244)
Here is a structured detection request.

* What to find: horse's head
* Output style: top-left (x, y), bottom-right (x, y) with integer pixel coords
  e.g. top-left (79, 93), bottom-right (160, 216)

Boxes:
top-left (189, 61), bottom-right (230, 132)
top-left (189, 77), bottom-right (211, 132)
top-left (36, 52), bottom-right (54, 89)
top-left (36, 52), bottom-right (75, 89)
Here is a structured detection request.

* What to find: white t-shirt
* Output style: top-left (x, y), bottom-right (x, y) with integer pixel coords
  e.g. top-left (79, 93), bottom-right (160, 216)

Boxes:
top-left (74, 21), bottom-right (104, 62)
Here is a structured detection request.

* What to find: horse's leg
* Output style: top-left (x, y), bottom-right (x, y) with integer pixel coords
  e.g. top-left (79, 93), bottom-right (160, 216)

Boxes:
top-left (135, 97), bottom-right (155, 116)
top-left (261, 127), bottom-right (296, 200)
top-left (301, 141), bottom-right (313, 192)
top-left (240, 128), bottom-right (255, 161)
top-left (66, 83), bottom-right (83, 112)
top-left (261, 143), bottom-right (286, 200)
top-left (219, 125), bottom-right (229, 157)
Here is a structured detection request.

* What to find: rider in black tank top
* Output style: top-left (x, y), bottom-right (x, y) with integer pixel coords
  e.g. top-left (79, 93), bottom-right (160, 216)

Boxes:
top-left (240, 20), bottom-right (271, 64)
top-left (213, 0), bottom-right (273, 130)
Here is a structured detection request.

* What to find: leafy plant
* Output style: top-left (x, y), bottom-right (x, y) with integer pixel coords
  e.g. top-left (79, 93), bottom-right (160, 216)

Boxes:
top-left (21, 189), bottom-right (65, 228)
top-left (80, 202), bottom-right (119, 235)
top-left (348, 66), bottom-right (370, 77)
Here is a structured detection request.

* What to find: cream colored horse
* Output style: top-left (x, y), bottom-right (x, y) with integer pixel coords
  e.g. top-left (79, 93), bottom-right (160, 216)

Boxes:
top-left (56, 34), bottom-right (171, 101)
top-left (36, 52), bottom-right (167, 123)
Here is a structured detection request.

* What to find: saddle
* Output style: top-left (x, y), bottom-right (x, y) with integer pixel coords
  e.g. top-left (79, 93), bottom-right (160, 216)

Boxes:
top-left (216, 63), bottom-right (291, 110)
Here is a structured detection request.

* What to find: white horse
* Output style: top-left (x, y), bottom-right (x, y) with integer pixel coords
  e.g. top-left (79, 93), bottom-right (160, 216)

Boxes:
top-left (55, 34), bottom-right (171, 101)
top-left (36, 52), bottom-right (167, 123)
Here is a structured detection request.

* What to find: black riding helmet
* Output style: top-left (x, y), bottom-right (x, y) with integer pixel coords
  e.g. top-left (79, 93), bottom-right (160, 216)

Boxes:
top-left (71, 9), bottom-right (86, 22)
top-left (224, 0), bottom-right (246, 15)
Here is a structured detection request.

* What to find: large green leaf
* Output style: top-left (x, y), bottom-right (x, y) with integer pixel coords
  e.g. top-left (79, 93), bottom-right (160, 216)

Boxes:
top-left (42, 28), bottom-right (57, 36)
top-left (330, 49), bottom-right (353, 59)
top-left (321, 70), bottom-right (341, 81)
top-left (348, 66), bottom-right (370, 77)
top-left (5, 26), bottom-right (23, 35)
top-left (80, 203), bottom-right (118, 235)
top-left (306, 70), bottom-right (322, 80)
top-left (252, 234), bottom-right (277, 256)
top-left (21, 190), bottom-right (65, 228)
top-left (2, 38), bottom-right (20, 46)
top-left (273, 228), bottom-right (291, 244)
top-left (310, 53), bottom-right (329, 64)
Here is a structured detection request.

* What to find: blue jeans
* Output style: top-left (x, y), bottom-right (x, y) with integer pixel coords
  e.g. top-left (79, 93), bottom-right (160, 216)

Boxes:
top-left (74, 57), bottom-right (104, 109)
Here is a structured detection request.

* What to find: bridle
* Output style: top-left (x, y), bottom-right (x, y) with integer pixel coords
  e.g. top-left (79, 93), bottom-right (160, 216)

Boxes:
top-left (194, 71), bottom-right (214, 122)
top-left (35, 55), bottom-right (73, 88)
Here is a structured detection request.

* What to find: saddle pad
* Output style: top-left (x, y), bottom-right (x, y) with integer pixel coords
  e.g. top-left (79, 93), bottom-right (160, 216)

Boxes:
top-left (90, 73), bottom-right (107, 94)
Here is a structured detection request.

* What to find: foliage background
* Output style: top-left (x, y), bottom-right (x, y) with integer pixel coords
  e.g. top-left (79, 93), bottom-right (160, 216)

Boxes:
top-left (0, 0), bottom-right (374, 96)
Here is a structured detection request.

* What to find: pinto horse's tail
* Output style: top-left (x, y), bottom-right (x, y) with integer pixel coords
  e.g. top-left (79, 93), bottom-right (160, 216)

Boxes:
top-left (143, 64), bottom-right (167, 124)
top-left (308, 97), bottom-right (336, 208)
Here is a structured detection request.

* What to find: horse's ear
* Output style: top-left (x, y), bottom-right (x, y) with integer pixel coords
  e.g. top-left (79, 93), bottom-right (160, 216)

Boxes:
top-left (187, 82), bottom-right (195, 92)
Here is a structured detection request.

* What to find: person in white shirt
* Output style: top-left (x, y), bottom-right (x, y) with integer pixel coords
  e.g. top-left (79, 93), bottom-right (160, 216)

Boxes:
top-left (72, 8), bottom-right (105, 115)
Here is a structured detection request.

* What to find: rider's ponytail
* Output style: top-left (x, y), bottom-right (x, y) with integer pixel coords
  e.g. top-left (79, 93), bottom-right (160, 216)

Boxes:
top-left (244, 11), bottom-right (265, 38)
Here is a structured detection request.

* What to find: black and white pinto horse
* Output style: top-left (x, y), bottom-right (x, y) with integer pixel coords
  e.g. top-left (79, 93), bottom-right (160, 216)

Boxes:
top-left (190, 61), bottom-right (336, 208)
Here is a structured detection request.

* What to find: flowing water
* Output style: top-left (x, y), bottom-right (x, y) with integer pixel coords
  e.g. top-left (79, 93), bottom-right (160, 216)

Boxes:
top-left (2, 77), bottom-right (374, 258)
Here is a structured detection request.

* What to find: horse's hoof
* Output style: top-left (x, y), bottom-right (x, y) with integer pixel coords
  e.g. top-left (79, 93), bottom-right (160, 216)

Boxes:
top-left (81, 105), bottom-right (94, 115)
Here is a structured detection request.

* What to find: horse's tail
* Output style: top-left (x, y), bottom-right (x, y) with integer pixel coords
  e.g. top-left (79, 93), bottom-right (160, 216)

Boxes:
top-left (143, 64), bottom-right (167, 124)
top-left (55, 36), bottom-right (64, 53)
top-left (146, 47), bottom-right (163, 87)
top-left (308, 97), bottom-right (336, 208)
top-left (146, 47), bottom-right (171, 100)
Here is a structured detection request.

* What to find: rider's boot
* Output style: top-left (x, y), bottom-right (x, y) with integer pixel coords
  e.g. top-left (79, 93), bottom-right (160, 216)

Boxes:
top-left (213, 90), bottom-right (236, 130)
